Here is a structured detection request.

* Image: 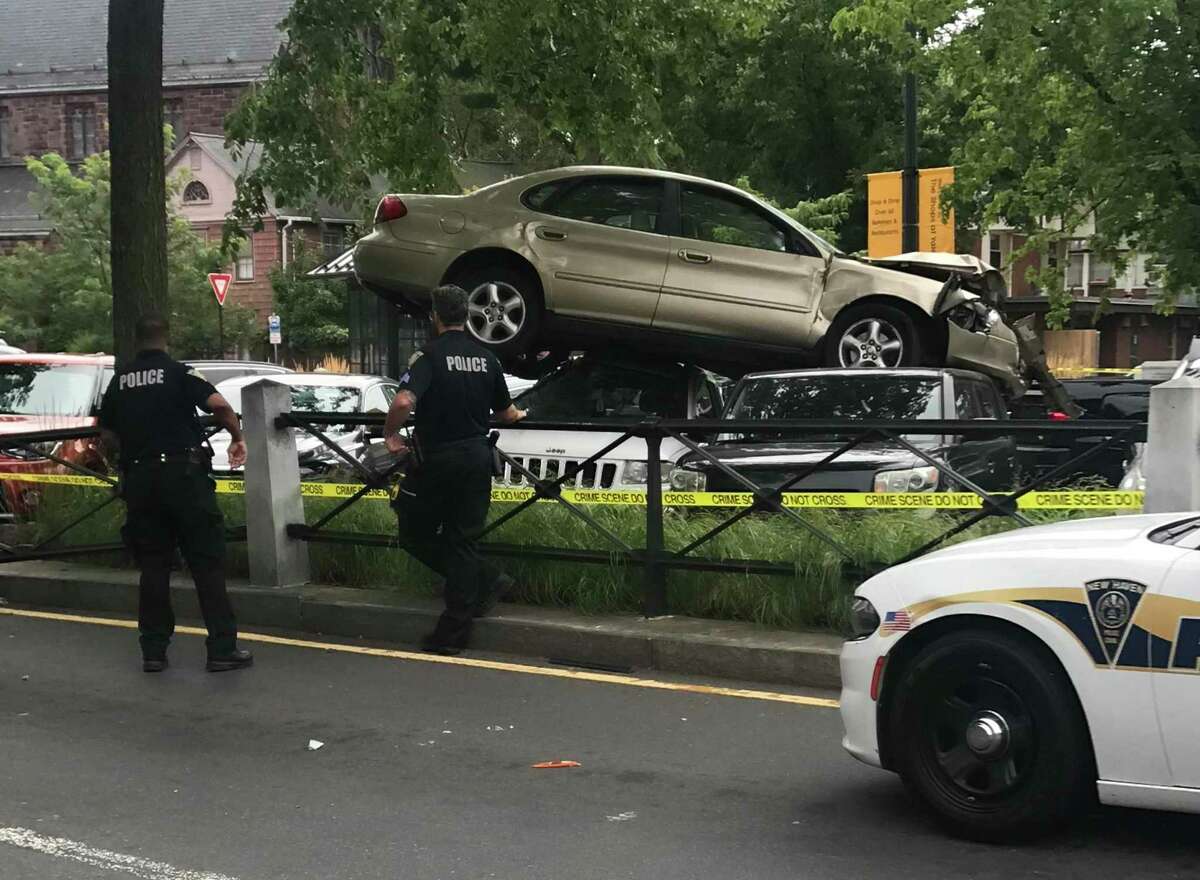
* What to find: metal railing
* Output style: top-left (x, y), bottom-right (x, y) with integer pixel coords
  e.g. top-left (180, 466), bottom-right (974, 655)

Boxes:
top-left (0, 421), bottom-right (246, 564)
top-left (281, 412), bottom-right (1146, 617)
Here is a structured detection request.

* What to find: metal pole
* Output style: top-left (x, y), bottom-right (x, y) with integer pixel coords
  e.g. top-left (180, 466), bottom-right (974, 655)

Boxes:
top-left (643, 429), bottom-right (667, 617)
top-left (901, 27), bottom-right (919, 254)
top-left (217, 302), bottom-right (226, 359)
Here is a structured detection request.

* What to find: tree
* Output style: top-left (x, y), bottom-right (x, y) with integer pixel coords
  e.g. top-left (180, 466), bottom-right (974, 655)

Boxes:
top-left (270, 243), bottom-right (350, 363)
top-left (223, 0), bottom-right (776, 237)
top-left (0, 152), bottom-right (257, 355)
top-left (834, 0), bottom-right (1200, 323)
top-left (108, 0), bottom-right (168, 363)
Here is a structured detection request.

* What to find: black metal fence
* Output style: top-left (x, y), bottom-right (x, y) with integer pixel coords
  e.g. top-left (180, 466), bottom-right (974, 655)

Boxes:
top-left (281, 413), bottom-right (1147, 617)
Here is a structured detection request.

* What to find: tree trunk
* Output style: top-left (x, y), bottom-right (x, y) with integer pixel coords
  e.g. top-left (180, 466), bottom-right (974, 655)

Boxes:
top-left (108, 0), bottom-right (167, 365)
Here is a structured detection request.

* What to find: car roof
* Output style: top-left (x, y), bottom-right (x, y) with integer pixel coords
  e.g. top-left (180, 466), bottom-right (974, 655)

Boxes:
top-left (216, 372), bottom-right (391, 390)
top-left (0, 353), bottom-right (113, 366)
top-left (186, 360), bottom-right (292, 370)
top-left (738, 367), bottom-right (987, 382)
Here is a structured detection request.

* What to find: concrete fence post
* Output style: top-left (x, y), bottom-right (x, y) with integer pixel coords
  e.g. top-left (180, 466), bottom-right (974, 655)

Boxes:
top-left (241, 379), bottom-right (311, 587)
top-left (1144, 374), bottom-right (1200, 513)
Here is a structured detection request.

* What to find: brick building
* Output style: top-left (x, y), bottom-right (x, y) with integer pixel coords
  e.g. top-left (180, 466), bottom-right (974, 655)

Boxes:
top-left (0, 0), bottom-right (317, 329)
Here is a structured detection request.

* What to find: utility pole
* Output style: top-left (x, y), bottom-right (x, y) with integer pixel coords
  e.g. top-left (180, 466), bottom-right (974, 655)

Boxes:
top-left (901, 67), bottom-right (919, 254)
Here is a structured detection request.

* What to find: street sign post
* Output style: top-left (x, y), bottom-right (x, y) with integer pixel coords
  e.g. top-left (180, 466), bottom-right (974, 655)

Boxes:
top-left (268, 313), bottom-right (282, 363)
top-left (208, 273), bottom-right (232, 359)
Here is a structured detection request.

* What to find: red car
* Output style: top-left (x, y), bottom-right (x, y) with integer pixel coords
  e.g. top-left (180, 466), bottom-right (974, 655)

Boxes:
top-left (0, 354), bottom-right (114, 518)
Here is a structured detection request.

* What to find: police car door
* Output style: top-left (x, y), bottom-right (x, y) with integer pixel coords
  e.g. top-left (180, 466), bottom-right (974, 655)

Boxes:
top-left (1146, 534), bottom-right (1200, 789)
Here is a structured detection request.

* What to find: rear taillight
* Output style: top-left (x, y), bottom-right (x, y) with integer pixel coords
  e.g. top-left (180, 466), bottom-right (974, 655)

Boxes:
top-left (375, 195), bottom-right (407, 224)
top-left (1048, 410), bottom-right (1071, 421)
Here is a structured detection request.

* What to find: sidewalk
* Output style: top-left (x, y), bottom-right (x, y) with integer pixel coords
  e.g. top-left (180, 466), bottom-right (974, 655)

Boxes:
top-left (0, 561), bottom-right (843, 689)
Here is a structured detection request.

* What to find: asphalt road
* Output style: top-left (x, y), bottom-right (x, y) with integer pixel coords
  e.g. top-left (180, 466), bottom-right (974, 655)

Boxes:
top-left (0, 610), bottom-right (1197, 880)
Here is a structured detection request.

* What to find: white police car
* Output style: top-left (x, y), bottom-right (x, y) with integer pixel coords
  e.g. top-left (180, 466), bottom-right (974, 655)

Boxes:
top-left (841, 512), bottom-right (1200, 841)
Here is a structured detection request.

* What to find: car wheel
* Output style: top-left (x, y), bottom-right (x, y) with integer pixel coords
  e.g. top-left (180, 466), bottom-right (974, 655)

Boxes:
top-left (890, 628), bottom-right (1092, 842)
top-left (825, 304), bottom-right (922, 368)
top-left (451, 264), bottom-right (543, 359)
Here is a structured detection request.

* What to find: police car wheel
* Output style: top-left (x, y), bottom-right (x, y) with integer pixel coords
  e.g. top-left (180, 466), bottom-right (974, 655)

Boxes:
top-left (890, 628), bottom-right (1092, 842)
top-left (452, 264), bottom-right (543, 358)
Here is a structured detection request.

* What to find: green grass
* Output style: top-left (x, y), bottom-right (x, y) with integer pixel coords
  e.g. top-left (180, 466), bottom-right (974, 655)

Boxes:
top-left (23, 485), bottom-right (1111, 632)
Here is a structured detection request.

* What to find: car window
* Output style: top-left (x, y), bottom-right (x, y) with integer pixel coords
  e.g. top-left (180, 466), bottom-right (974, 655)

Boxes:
top-left (543, 178), bottom-right (663, 233)
top-left (954, 380), bottom-right (982, 420)
top-left (730, 375), bottom-right (943, 422)
top-left (974, 382), bottom-right (1004, 419)
top-left (362, 384), bottom-right (396, 413)
top-left (679, 186), bottom-right (788, 252)
top-left (521, 179), bottom-right (569, 211)
top-left (694, 381), bottom-right (717, 418)
top-left (518, 361), bottom-right (686, 420)
top-left (0, 364), bottom-right (102, 416)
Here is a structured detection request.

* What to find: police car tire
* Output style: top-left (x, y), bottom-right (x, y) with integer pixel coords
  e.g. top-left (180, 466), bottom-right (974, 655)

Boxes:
top-left (890, 628), bottom-right (1092, 842)
top-left (451, 264), bottom-right (544, 359)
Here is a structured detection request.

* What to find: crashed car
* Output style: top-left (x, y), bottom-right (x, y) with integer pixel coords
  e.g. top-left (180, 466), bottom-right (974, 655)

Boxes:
top-left (842, 513), bottom-right (1200, 841)
top-left (354, 166), bottom-right (1021, 392)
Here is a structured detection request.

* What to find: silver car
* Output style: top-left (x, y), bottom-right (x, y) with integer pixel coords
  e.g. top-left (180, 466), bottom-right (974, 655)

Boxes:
top-left (354, 166), bottom-right (1021, 392)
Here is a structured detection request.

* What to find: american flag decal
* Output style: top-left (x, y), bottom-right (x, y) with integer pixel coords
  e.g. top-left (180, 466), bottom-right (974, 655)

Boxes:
top-left (881, 610), bottom-right (912, 634)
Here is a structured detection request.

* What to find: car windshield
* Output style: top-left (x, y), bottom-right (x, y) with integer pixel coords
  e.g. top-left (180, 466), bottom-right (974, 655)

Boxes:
top-left (220, 384), bottom-right (361, 415)
top-left (0, 364), bottom-right (97, 416)
top-left (518, 361), bottom-right (687, 420)
top-left (725, 374), bottom-right (942, 440)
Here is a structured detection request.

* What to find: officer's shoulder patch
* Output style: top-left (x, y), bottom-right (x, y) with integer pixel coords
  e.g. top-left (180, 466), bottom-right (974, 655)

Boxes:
top-left (408, 351), bottom-right (424, 367)
top-left (186, 366), bottom-right (208, 382)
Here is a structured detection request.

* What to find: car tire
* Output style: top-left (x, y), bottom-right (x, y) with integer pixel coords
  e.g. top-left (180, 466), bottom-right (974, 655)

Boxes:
top-left (450, 264), bottom-right (544, 359)
top-left (890, 628), bottom-right (1093, 842)
top-left (824, 303), bottom-right (924, 368)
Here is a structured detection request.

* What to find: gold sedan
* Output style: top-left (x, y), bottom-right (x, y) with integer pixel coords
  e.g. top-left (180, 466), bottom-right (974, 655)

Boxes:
top-left (354, 166), bottom-right (1020, 391)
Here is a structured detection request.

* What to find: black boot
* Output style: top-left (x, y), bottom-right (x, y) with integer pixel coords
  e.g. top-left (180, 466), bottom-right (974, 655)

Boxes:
top-left (206, 648), bottom-right (254, 672)
top-left (473, 573), bottom-right (516, 618)
top-left (142, 656), bottom-right (169, 673)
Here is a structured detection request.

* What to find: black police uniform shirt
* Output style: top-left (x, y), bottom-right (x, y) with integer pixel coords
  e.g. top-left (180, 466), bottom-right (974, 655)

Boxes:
top-left (398, 329), bottom-right (512, 449)
top-left (98, 349), bottom-right (218, 465)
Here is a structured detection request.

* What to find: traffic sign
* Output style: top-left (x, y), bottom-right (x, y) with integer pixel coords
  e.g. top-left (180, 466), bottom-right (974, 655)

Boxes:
top-left (268, 313), bottom-right (282, 345)
top-left (208, 272), bottom-right (232, 307)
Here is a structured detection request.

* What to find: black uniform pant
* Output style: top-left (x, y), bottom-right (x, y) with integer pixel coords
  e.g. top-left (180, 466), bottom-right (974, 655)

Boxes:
top-left (393, 440), bottom-right (498, 648)
top-left (121, 462), bottom-right (237, 658)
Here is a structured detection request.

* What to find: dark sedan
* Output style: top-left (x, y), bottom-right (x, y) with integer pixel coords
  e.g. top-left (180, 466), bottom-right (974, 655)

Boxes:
top-left (670, 368), bottom-right (1015, 493)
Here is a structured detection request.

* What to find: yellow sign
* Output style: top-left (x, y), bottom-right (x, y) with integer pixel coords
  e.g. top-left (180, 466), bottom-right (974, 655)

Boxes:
top-left (866, 166), bottom-right (956, 257)
top-left (866, 171), bottom-right (903, 258)
top-left (921, 165), bottom-right (955, 253)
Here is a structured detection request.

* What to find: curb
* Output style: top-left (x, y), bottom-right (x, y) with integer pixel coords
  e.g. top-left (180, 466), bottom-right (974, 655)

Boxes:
top-left (0, 561), bottom-right (843, 689)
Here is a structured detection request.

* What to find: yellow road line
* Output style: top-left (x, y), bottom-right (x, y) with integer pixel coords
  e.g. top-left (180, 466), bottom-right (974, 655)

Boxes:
top-left (0, 607), bottom-right (839, 709)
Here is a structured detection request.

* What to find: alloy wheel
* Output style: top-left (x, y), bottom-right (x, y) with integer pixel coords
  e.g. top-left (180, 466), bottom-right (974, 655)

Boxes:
top-left (839, 318), bottom-right (904, 367)
top-left (466, 282), bottom-right (526, 345)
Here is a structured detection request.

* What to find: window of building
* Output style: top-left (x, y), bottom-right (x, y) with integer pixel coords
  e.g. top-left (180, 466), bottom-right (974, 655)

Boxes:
top-left (988, 234), bottom-right (1002, 269)
top-left (0, 108), bottom-right (10, 158)
top-left (680, 186), bottom-right (788, 252)
top-left (67, 105), bottom-right (97, 158)
top-left (164, 100), bottom-right (184, 149)
top-left (183, 180), bottom-right (211, 204)
top-left (234, 245), bottom-right (254, 281)
top-left (322, 227), bottom-right (346, 257)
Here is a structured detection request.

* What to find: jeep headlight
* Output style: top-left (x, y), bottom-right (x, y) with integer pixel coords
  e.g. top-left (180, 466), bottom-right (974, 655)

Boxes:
top-left (623, 461), bottom-right (672, 485)
top-left (872, 465), bottom-right (939, 493)
top-left (669, 468), bottom-right (707, 492)
top-left (847, 596), bottom-right (881, 640)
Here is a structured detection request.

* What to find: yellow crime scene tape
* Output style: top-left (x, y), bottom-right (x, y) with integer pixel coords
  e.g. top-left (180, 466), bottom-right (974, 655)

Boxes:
top-left (0, 471), bottom-right (1144, 510)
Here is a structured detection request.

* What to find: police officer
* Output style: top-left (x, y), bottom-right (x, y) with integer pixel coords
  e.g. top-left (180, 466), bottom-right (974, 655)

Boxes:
top-left (98, 315), bottom-right (253, 673)
top-left (383, 285), bottom-right (526, 655)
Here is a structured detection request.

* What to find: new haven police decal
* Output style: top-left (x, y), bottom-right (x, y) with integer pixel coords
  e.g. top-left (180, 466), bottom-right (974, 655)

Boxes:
top-left (1085, 579), bottom-right (1146, 665)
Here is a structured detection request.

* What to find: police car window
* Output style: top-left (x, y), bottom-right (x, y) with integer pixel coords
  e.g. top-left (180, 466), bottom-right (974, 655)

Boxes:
top-left (220, 384), bottom-right (361, 416)
top-left (0, 364), bottom-right (99, 416)
top-left (518, 362), bottom-right (686, 420)
top-left (543, 178), bottom-right (664, 233)
top-left (363, 384), bottom-right (393, 412)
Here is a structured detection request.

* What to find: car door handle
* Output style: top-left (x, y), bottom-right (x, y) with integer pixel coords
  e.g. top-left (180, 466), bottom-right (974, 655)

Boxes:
top-left (678, 249), bottom-right (712, 264)
top-left (536, 227), bottom-right (568, 241)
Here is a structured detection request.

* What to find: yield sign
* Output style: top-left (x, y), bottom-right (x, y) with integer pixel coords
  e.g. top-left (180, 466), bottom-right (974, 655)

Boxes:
top-left (208, 272), bottom-right (232, 307)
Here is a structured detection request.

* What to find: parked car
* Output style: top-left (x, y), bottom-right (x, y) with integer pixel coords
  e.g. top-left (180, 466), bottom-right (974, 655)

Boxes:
top-left (354, 166), bottom-right (1021, 392)
top-left (493, 355), bottom-right (729, 492)
top-left (184, 359), bottom-right (293, 387)
top-left (0, 354), bottom-right (113, 517)
top-left (209, 373), bottom-right (398, 474)
top-left (0, 338), bottom-right (25, 355)
top-left (1013, 377), bottom-right (1153, 486)
top-left (670, 368), bottom-right (1015, 494)
top-left (843, 513), bottom-right (1200, 840)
